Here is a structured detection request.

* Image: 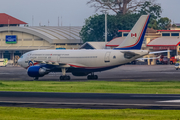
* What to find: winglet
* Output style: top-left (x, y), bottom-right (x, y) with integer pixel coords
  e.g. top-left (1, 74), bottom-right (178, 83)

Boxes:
top-left (114, 15), bottom-right (150, 50)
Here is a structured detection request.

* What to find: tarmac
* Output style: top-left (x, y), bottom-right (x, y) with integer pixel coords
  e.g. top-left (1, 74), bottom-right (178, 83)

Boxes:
top-left (0, 64), bottom-right (179, 81)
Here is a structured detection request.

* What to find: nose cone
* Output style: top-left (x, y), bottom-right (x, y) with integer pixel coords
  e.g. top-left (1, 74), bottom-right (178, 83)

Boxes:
top-left (17, 58), bottom-right (22, 65)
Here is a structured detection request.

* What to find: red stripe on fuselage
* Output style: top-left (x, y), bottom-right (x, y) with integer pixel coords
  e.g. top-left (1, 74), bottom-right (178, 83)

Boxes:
top-left (69, 64), bottom-right (118, 69)
top-left (25, 62), bottom-right (39, 69)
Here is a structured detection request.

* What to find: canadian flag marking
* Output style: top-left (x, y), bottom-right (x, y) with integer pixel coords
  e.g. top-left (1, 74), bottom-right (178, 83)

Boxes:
top-left (131, 33), bottom-right (137, 37)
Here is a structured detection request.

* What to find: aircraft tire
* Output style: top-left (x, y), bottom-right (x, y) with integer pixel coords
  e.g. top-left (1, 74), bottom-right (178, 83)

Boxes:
top-left (94, 75), bottom-right (98, 80)
top-left (60, 76), bottom-right (63, 80)
top-left (60, 76), bottom-right (71, 80)
top-left (87, 75), bottom-right (98, 80)
top-left (33, 77), bottom-right (39, 81)
top-left (66, 76), bottom-right (71, 80)
top-left (87, 75), bottom-right (90, 80)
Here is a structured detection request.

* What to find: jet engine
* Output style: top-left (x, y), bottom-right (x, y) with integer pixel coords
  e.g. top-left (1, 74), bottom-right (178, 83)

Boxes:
top-left (72, 72), bottom-right (89, 76)
top-left (27, 66), bottom-right (49, 77)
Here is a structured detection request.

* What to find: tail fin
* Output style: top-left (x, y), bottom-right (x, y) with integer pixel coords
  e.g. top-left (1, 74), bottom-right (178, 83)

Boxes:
top-left (114, 15), bottom-right (150, 50)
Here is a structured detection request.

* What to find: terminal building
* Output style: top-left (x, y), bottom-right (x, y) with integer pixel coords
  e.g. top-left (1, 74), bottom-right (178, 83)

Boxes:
top-left (0, 13), bottom-right (82, 64)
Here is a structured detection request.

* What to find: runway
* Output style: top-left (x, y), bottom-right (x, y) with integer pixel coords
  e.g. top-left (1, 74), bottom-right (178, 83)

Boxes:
top-left (1, 91), bottom-right (180, 109)
top-left (0, 65), bottom-right (180, 81)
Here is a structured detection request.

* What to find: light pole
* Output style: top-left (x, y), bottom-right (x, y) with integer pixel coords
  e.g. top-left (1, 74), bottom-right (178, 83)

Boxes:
top-left (101, 10), bottom-right (108, 49)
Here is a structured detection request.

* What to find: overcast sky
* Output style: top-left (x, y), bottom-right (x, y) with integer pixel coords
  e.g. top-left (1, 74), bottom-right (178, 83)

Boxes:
top-left (0, 0), bottom-right (179, 26)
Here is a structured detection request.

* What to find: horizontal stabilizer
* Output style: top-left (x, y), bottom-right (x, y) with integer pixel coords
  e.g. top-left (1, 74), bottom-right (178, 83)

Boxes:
top-left (149, 50), bottom-right (171, 54)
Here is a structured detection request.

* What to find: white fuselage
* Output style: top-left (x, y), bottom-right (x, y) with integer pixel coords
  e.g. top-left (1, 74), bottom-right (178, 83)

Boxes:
top-left (18, 49), bottom-right (149, 71)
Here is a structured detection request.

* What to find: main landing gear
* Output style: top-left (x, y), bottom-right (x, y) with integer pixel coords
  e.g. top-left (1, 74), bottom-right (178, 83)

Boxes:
top-left (59, 68), bottom-right (71, 80)
top-left (60, 75), bottom-right (70, 80)
top-left (87, 73), bottom-right (98, 80)
top-left (33, 77), bottom-right (39, 80)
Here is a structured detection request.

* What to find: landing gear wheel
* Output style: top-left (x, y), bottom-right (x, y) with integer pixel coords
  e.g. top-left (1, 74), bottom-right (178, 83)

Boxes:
top-left (87, 75), bottom-right (91, 80)
top-left (59, 76), bottom-right (71, 80)
top-left (60, 68), bottom-right (70, 80)
top-left (60, 76), bottom-right (63, 80)
top-left (64, 76), bottom-right (70, 80)
top-left (87, 75), bottom-right (98, 80)
top-left (94, 75), bottom-right (98, 79)
top-left (33, 77), bottom-right (39, 80)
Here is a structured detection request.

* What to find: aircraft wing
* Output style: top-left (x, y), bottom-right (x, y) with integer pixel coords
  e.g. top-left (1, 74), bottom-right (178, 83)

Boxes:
top-left (136, 57), bottom-right (157, 60)
top-left (34, 60), bottom-right (86, 68)
top-left (149, 50), bottom-right (171, 54)
top-left (33, 60), bottom-right (70, 68)
top-left (136, 57), bottom-right (158, 62)
top-left (34, 60), bottom-right (64, 65)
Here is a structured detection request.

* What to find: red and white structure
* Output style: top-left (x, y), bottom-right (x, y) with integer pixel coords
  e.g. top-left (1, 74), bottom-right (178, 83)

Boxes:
top-left (106, 29), bottom-right (180, 57)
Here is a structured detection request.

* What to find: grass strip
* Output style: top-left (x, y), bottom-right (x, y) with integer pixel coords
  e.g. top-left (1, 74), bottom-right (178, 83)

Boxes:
top-left (0, 80), bottom-right (180, 94)
top-left (0, 107), bottom-right (180, 120)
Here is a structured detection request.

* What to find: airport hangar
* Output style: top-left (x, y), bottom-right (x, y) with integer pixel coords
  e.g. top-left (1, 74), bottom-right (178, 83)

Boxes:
top-left (0, 13), bottom-right (82, 64)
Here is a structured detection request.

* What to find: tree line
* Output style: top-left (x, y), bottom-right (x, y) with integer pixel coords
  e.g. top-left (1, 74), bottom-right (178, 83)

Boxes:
top-left (80, 0), bottom-right (172, 42)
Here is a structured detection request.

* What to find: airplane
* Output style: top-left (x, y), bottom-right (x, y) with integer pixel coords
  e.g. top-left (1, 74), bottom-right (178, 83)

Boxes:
top-left (17, 15), bottom-right (163, 80)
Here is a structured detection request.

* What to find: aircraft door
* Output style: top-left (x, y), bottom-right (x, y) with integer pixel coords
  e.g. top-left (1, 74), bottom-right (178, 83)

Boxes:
top-left (57, 55), bottom-right (60, 63)
top-left (104, 52), bottom-right (111, 63)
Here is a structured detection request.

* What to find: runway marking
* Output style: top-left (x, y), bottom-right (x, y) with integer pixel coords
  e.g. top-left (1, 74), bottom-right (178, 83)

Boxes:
top-left (0, 73), bottom-right (10, 74)
top-left (0, 101), bottom-right (180, 107)
top-left (158, 100), bottom-right (180, 103)
top-left (132, 95), bottom-right (180, 98)
top-left (121, 79), bottom-right (153, 81)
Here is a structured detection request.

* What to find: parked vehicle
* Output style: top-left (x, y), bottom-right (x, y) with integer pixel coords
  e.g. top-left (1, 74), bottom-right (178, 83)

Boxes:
top-left (170, 56), bottom-right (177, 64)
top-left (0, 58), bottom-right (8, 67)
top-left (175, 62), bottom-right (180, 70)
top-left (156, 55), bottom-right (168, 64)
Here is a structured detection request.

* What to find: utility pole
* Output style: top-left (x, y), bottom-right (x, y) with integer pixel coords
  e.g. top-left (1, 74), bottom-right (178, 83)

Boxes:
top-left (105, 11), bottom-right (107, 49)
top-left (32, 16), bottom-right (34, 26)
top-left (101, 10), bottom-right (108, 49)
top-left (8, 18), bottom-right (10, 33)
top-left (58, 16), bottom-right (59, 26)
top-left (61, 16), bottom-right (62, 26)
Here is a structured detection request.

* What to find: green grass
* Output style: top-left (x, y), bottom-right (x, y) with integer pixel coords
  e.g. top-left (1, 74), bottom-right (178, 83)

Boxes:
top-left (0, 80), bottom-right (180, 94)
top-left (0, 107), bottom-right (180, 120)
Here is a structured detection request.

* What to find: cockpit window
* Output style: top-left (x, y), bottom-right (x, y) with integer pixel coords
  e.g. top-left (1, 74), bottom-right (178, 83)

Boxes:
top-left (20, 55), bottom-right (23, 58)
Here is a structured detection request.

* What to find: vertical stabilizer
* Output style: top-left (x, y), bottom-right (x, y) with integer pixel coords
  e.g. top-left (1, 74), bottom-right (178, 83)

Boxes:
top-left (114, 15), bottom-right (150, 50)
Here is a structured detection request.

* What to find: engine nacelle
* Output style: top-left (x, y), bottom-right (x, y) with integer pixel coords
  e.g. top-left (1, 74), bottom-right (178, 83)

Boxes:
top-left (27, 66), bottom-right (48, 77)
top-left (72, 72), bottom-right (89, 76)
